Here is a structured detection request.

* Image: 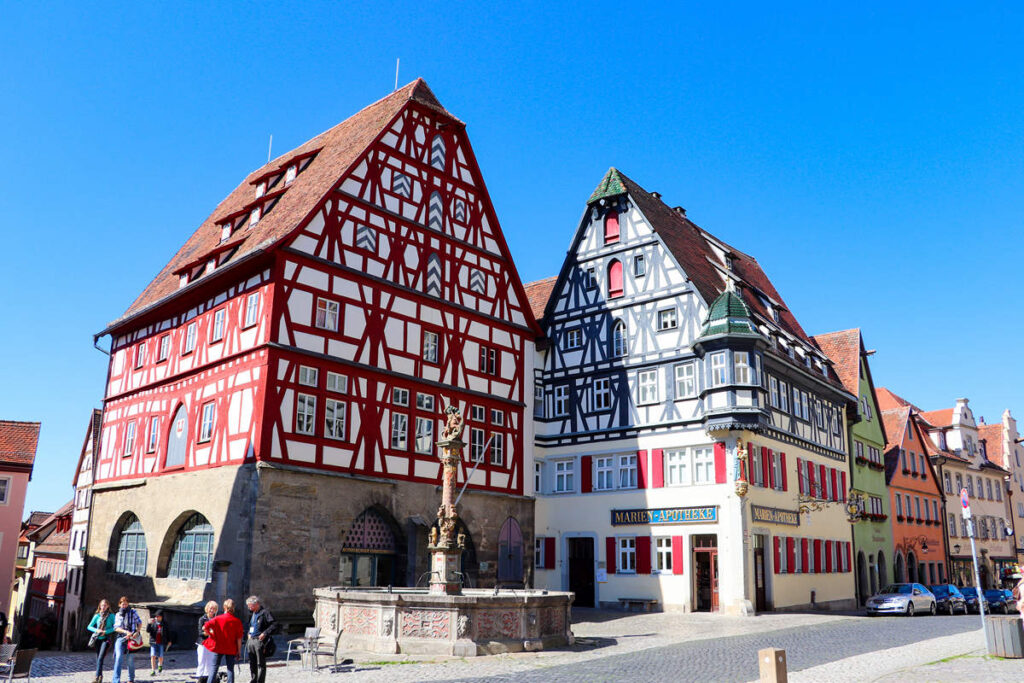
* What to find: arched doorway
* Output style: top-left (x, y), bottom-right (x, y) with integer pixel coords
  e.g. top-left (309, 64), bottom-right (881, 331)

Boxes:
top-left (497, 517), bottom-right (524, 584)
top-left (165, 405), bottom-right (188, 468)
top-left (907, 551), bottom-right (917, 583)
top-left (868, 554), bottom-right (878, 596)
top-left (894, 553), bottom-right (905, 583)
top-left (877, 550), bottom-right (887, 587)
top-left (339, 507), bottom-right (405, 587)
top-left (857, 552), bottom-right (868, 604)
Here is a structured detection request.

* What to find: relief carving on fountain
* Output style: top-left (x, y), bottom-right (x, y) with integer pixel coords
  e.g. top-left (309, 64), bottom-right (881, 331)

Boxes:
top-left (400, 609), bottom-right (451, 639)
top-left (342, 606), bottom-right (378, 635)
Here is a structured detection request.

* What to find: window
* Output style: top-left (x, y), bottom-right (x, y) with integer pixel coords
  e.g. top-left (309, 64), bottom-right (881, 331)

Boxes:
top-left (734, 352), bottom-right (751, 385)
top-left (693, 447), bottom-right (714, 484)
top-left (415, 417), bottom-right (434, 454)
top-left (655, 537), bottom-right (673, 573)
top-left (210, 309), bottom-right (225, 343)
top-left (675, 363), bottom-right (696, 398)
top-left (298, 365), bottom-right (318, 387)
top-left (949, 513), bottom-right (957, 536)
top-left (285, 164), bottom-right (297, 185)
top-left (583, 267), bottom-right (597, 289)
top-left (932, 500), bottom-right (939, 521)
top-left (658, 309), bottom-right (677, 331)
top-left (593, 378), bottom-right (611, 411)
top-left (390, 413), bottom-right (408, 450)
top-left (638, 370), bottom-right (659, 404)
top-left (183, 322), bottom-right (197, 354)
top-left (915, 497), bottom-right (922, 521)
top-left (618, 455), bottom-right (637, 489)
top-left (608, 260), bottom-right (623, 298)
top-left (199, 402), bottom-right (215, 442)
top-left (779, 380), bottom-right (789, 412)
top-left (157, 335), bottom-right (170, 362)
top-left (134, 343), bottom-right (145, 369)
top-left (471, 428), bottom-right (486, 462)
top-left (769, 376), bottom-right (779, 407)
top-left (534, 385), bottom-right (544, 418)
top-left (423, 331), bottom-right (439, 363)
top-left (801, 392), bottom-right (810, 421)
top-left (815, 400), bottom-right (824, 428)
top-left (479, 346), bottom-right (498, 375)
top-left (392, 171), bottom-right (411, 198)
top-left (315, 298), bottom-right (340, 331)
top-left (535, 538), bottom-right (545, 568)
top-left (491, 409), bottom-right (504, 426)
top-left (220, 222), bottom-right (233, 242)
top-left (115, 514), bottom-right (148, 576)
top-left (147, 417), bottom-right (159, 453)
top-left (633, 254), bottom-right (646, 277)
top-left (416, 393), bottom-right (435, 412)
top-left (919, 454), bottom-right (925, 477)
top-left (535, 462), bottom-right (542, 493)
top-left (618, 537), bottom-right (636, 573)
top-left (711, 352), bottom-right (727, 387)
top-left (944, 472), bottom-right (951, 493)
top-left (611, 320), bottom-right (627, 357)
top-left (564, 328), bottom-right (582, 350)
top-left (966, 476), bottom-right (974, 496)
top-left (392, 388), bottom-right (409, 406)
top-left (491, 434), bottom-right (504, 466)
top-left (596, 457), bottom-right (614, 490)
top-left (326, 372), bottom-right (347, 393)
top-left (123, 421), bottom-right (136, 456)
top-left (250, 207), bottom-right (261, 226)
top-left (554, 385), bottom-right (569, 417)
top-left (243, 293), bottom-right (260, 328)
top-left (167, 514), bottom-right (214, 581)
top-left (956, 473), bottom-right (963, 492)
top-left (792, 387), bottom-right (801, 417)
top-left (471, 405), bottom-right (485, 421)
top-left (987, 479), bottom-right (993, 500)
top-left (554, 460), bottom-right (574, 493)
top-left (666, 450), bottom-right (689, 486)
top-left (996, 483), bottom-right (1003, 502)
top-left (296, 394), bottom-right (316, 435)
top-left (325, 399), bottom-right (346, 440)
top-left (604, 210), bottom-right (620, 244)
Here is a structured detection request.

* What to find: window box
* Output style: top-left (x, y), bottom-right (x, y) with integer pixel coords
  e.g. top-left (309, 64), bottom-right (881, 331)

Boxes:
top-left (902, 468), bottom-right (910, 474)
top-left (896, 515), bottom-right (905, 522)
top-left (867, 461), bottom-right (886, 471)
top-left (855, 456), bottom-right (869, 466)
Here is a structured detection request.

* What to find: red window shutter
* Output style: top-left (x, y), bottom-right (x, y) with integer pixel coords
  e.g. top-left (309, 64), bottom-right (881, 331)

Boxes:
top-left (830, 469), bottom-right (838, 502)
top-left (544, 537), bottom-right (556, 570)
top-left (604, 210), bottom-right (620, 243)
top-left (608, 260), bottom-right (623, 298)
top-left (840, 471), bottom-right (847, 502)
top-left (652, 449), bottom-right (664, 488)
top-left (606, 537), bottom-right (617, 574)
top-left (825, 541), bottom-right (834, 573)
top-left (780, 453), bottom-right (788, 491)
top-left (747, 442), bottom-right (756, 485)
top-left (637, 450), bottom-right (648, 489)
top-left (845, 542), bottom-right (851, 571)
top-left (786, 537), bottom-right (795, 573)
top-left (807, 461), bottom-right (815, 496)
top-left (814, 540), bottom-right (823, 573)
top-left (773, 537), bottom-right (781, 574)
top-left (637, 536), bottom-right (652, 574)
top-left (801, 538), bottom-right (809, 571)
top-left (761, 447), bottom-right (770, 488)
top-left (818, 464), bottom-right (827, 498)
top-left (581, 455), bottom-right (593, 494)
top-left (714, 442), bottom-right (727, 483)
top-left (797, 457), bottom-right (804, 494)
top-left (672, 536), bottom-right (684, 574)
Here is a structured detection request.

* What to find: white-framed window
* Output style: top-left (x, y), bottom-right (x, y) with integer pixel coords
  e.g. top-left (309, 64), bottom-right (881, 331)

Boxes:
top-left (199, 402), bottom-right (215, 442)
top-left (390, 413), bottom-right (408, 450)
top-left (655, 537), bottom-right (672, 573)
top-left (618, 454), bottom-right (637, 489)
top-left (211, 309), bottom-right (225, 342)
top-left (478, 346), bottom-right (498, 375)
top-left (618, 537), bottom-right (637, 573)
top-left (471, 427), bottom-right (486, 462)
top-left (554, 385), bottom-right (569, 417)
top-left (711, 352), bottom-right (727, 386)
top-left (134, 342), bottom-right (145, 369)
top-left (415, 417), bottom-right (434, 454)
top-left (595, 456), bottom-right (614, 490)
top-left (666, 449), bottom-right (689, 486)
top-left (792, 387), bottom-right (801, 418)
top-left (392, 388), bottom-right (409, 407)
top-left (250, 207), bottom-right (261, 226)
top-left (315, 298), bottom-right (340, 331)
top-left (693, 447), bottom-right (714, 484)
top-left (491, 409), bottom-right (504, 426)
top-left (734, 352), bottom-right (751, 384)
top-left (779, 380), bottom-right (789, 412)
top-left (298, 365), bottom-right (318, 387)
top-left (534, 385), bottom-right (544, 418)
top-left (183, 322), bottom-right (198, 354)
top-left (593, 378), bottom-right (611, 411)
top-left (416, 393), bottom-right (435, 412)
top-left (658, 308), bottom-right (677, 331)
top-left (535, 537), bottom-right (545, 568)
top-left (147, 416), bottom-right (159, 453)
top-left (325, 399), bottom-right (346, 440)
top-left (815, 399), bottom-right (824, 428)
top-left (244, 293), bottom-right (260, 328)
top-left (611, 320), bottom-right (627, 357)
top-left (296, 394), bottom-right (316, 435)
top-left (423, 330), bottom-right (439, 363)
top-left (801, 392), bottom-right (809, 421)
top-left (491, 433), bottom-right (504, 466)
top-left (638, 369), bottom-right (659, 404)
top-left (633, 254), bottom-right (646, 277)
top-left (471, 405), bottom-right (485, 422)
top-left (157, 335), bottom-right (170, 362)
top-left (124, 421), bottom-right (136, 456)
top-left (674, 362), bottom-right (695, 399)
top-left (220, 222), bottom-right (233, 242)
top-left (535, 462), bottom-right (542, 493)
top-left (769, 376), bottom-right (779, 407)
top-left (326, 372), bottom-right (347, 394)
top-left (564, 328), bottom-right (582, 350)
top-left (554, 460), bottom-right (574, 493)
top-left (285, 164), bottom-right (297, 185)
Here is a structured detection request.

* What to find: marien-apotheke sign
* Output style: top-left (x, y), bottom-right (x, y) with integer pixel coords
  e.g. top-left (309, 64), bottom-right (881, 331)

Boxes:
top-left (610, 506), bottom-right (718, 526)
top-left (751, 504), bottom-right (800, 527)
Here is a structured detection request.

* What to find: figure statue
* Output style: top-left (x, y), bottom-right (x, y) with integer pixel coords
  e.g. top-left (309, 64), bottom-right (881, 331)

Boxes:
top-left (440, 404), bottom-right (464, 442)
top-left (429, 526), bottom-right (438, 547)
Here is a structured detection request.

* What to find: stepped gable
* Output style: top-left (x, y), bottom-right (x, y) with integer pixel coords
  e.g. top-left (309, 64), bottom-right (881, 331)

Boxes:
top-left (523, 276), bottom-right (557, 323)
top-left (0, 420), bottom-right (40, 467)
top-left (810, 329), bottom-right (861, 394)
top-left (108, 79), bottom-right (453, 329)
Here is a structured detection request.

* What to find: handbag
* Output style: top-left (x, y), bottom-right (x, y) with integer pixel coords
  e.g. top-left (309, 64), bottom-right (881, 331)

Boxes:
top-left (88, 632), bottom-right (99, 648)
top-left (261, 636), bottom-right (276, 658)
top-left (126, 631), bottom-right (144, 651)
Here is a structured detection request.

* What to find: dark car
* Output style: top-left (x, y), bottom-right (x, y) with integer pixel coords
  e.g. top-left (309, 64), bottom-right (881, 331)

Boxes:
top-left (928, 584), bottom-right (967, 615)
top-left (1000, 589), bottom-right (1020, 614)
top-left (960, 587), bottom-right (989, 614)
top-left (984, 589), bottom-right (1010, 613)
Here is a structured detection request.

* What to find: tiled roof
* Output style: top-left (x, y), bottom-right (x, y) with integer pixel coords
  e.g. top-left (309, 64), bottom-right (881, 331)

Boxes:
top-left (697, 290), bottom-right (762, 340)
top-left (876, 387), bottom-right (919, 413)
top-left (810, 329), bottom-right (861, 395)
top-left (34, 529), bottom-right (69, 556)
top-left (588, 168), bottom-right (629, 204)
top-left (25, 511), bottom-right (52, 527)
top-left (919, 408), bottom-right (954, 428)
top-left (0, 420), bottom-right (40, 467)
top-left (105, 79), bottom-right (454, 331)
top-left (523, 276), bottom-right (558, 323)
top-left (978, 423), bottom-right (1006, 468)
top-left (882, 408), bottom-right (909, 452)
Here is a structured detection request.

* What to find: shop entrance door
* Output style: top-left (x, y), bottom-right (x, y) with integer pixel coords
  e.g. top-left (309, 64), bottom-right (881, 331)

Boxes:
top-left (568, 537), bottom-right (595, 607)
top-left (693, 534), bottom-right (719, 612)
top-left (753, 534), bottom-right (767, 612)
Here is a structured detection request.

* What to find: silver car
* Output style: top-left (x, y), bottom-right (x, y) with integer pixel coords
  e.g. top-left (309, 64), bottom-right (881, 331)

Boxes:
top-left (866, 583), bottom-right (937, 616)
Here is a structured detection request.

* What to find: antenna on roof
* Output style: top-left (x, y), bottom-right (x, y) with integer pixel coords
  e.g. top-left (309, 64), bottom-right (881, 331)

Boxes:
top-left (394, 58), bottom-right (400, 91)
top-left (267, 134), bottom-right (273, 164)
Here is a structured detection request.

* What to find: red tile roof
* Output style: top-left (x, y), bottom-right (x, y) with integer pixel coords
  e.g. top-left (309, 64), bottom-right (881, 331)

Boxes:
top-left (978, 423), bottom-right (1006, 468)
top-left (810, 329), bottom-right (861, 395)
top-left (919, 408), bottom-right (954, 428)
top-left (105, 79), bottom-right (454, 331)
top-left (882, 408), bottom-right (909, 452)
top-left (523, 276), bottom-right (557, 323)
top-left (0, 420), bottom-right (40, 467)
top-left (876, 387), bottom-right (919, 413)
top-left (25, 511), bottom-right (52, 527)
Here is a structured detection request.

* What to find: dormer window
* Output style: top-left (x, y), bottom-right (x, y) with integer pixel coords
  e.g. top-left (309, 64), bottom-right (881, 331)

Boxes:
top-left (285, 165), bottom-right (297, 185)
top-left (220, 222), bottom-right (233, 242)
top-left (256, 182), bottom-right (266, 198)
top-left (604, 210), bottom-right (620, 244)
top-left (250, 207), bottom-right (261, 227)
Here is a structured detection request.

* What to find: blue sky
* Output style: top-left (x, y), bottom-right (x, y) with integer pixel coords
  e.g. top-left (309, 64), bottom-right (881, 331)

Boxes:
top-left (2, 2), bottom-right (1023, 515)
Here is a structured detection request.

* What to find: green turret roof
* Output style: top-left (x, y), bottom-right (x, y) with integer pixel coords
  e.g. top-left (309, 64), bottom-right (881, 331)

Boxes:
top-left (587, 167), bottom-right (628, 204)
top-left (696, 289), bottom-right (763, 340)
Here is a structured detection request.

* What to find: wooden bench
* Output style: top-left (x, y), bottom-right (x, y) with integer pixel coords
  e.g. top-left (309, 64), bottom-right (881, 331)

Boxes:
top-left (618, 597), bottom-right (659, 612)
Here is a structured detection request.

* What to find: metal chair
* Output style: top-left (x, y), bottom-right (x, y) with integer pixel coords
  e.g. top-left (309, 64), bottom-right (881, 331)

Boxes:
top-left (310, 630), bottom-right (349, 673)
top-left (0, 644), bottom-right (17, 672)
top-left (285, 627), bottom-right (320, 668)
top-left (5, 649), bottom-right (35, 683)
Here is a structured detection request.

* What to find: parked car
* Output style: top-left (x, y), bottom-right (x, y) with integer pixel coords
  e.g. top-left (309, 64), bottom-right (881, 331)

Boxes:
top-left (1000, 589), bottom-right (1020, 613)
top-left (866, 583), bottom-right (937, 616)
top-left (928, 584), bottom-right (967, 615)
top-left (960, 587), bottom-right (989, 613)
top-left (984, 589), bottom-right (1010, 613)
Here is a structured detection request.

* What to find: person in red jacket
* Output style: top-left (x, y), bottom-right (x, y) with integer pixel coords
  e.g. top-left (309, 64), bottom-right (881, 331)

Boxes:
top-left (203, 599), bottom-right (244, 683)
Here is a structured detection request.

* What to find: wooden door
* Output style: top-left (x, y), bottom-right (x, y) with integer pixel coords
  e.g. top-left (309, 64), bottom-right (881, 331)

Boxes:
top-left (568, 537), bottom-right (595, 607)
top-left (754, 541), bottom-right (767, 612)
top-left (165, 405), bottom-right (188, 468)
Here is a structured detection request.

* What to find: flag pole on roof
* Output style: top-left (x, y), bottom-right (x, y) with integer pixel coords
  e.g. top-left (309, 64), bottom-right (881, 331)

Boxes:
top-left (267, 134), bottom-right (273, 164)
top-left (394, 58), bottom-right (400, 91)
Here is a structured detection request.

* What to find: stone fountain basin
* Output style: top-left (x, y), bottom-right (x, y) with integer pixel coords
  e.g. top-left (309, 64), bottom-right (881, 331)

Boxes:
top-left (314, 586), bottom-right (575, 656)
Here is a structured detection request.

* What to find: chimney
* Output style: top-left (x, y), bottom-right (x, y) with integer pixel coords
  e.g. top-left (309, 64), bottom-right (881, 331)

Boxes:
top-left (673, 206), bottom-right (687, 217)
top-left (651, 192), bottom-right (661, 199)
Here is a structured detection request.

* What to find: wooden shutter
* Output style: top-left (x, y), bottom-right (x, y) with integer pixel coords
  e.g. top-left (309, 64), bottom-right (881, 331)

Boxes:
top-left (714, 442), bottom-right (727, 483)
top-left (845, 542), bottom-right (851, 571)
top-left (797, 457), bottom-right (804, 494)
top-left (786, 537), bottom-right (796, 573)
top-left (814, 540), bottom-right (823, 573)
top-left (544, 537), bottom-right (556, 570)
top-left (830, 469), bottom-right (838, 502)
top-left (652, 449), bottom-right (664, 488)
top-left (825, 540), bottom-right (834, 573)
top-left (637, 450), bottom-right (648, 489)
top-left (747, 442), bottom-right (756, 485)
top-left (672, 536), bottom-right (684, 575)
top-left (608, 260), bottom-right (623, 298)
top-left (604, 210), bottom-right (620, 243)
top-left (773, 537), bottom-right (781, 574)
top-left (840, 471), bottom-right (847, 502)
top-left (761, 447), bottom-right (770, 488)
top-left (581, 455), bottom-right (593, 494)
top-left (819, 464), bottom-right (827, 499)
top-left (780, 453), bottom-right (788, 491)
top-left (807, 462), bottom-right (815, 496)
top-left (606, 537), bottom-right (617, 574)
top-left (637, 536), bottom-right (652, 574)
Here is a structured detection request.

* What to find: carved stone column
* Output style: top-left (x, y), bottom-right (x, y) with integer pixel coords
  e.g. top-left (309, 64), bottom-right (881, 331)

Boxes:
top-left (429, 406), bottom-right (467, 595)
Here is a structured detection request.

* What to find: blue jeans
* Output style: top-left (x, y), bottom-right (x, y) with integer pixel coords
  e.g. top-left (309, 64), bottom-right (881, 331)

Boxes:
top-left (95, 639), bottom-right (111, 678)
top-left (112, 637), bottom-right (135, 683)
top-left (212, 654), bottom-right (235, 683)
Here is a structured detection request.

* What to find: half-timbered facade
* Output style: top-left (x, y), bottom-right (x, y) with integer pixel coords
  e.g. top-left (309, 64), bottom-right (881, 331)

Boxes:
top-left (530, 169), bottom-right (858, 614)
top-left (87, 80), bottom-right (539, 621)
top-left (62, 410), bottom-right (100, 649)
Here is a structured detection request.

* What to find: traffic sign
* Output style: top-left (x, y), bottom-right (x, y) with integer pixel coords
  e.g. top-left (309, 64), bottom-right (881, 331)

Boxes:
top-left (961, 488), bottom-right (972, 519)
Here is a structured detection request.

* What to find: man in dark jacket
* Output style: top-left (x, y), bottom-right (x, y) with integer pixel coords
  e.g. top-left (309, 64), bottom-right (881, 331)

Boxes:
top-left (244, 596), bottom-right (278, 683)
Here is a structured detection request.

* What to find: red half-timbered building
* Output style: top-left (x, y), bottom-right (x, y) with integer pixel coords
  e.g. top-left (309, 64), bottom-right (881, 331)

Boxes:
top-left (87, 80), bottom-right (540, 621)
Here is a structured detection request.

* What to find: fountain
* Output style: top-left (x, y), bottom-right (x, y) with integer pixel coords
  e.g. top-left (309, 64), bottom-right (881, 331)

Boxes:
top-left (313, 405), bottom-right (574, 656)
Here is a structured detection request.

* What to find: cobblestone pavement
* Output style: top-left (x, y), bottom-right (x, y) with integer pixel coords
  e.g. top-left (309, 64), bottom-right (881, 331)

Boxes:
top-left (25, 610), bottom-right (1002, 683)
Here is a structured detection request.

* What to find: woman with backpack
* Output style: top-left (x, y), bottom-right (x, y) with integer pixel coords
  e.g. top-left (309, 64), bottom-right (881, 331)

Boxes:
top-left (87, 599), bottom-right (116, 683)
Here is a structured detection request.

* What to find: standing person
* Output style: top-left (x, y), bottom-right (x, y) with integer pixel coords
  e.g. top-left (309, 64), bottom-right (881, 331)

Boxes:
top-left (112, 596), bottom-right (142, 683)
top-left (88, 600), bottom-right (116, 683)
top-left (244, 597), bottom-right (279, 683)
top-left (203, 599), bottom-right (243, 683)
top-left (1015, 576), bottom-right (1024, 616)
top-left (195, 602), bottom-right (218, 683)
top-left (146, 610), bottom-right (173, 676)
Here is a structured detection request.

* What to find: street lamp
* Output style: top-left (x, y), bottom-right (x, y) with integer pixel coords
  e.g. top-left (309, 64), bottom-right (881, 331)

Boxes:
top-left (953, 543), bottom-right (961, 555)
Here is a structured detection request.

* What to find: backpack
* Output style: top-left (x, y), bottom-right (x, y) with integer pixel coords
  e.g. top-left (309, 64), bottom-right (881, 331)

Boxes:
top-left (261, 636), bottom-right (276, 658)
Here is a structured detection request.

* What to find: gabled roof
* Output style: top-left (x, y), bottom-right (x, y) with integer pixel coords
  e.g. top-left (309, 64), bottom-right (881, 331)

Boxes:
top-left (882, 408), bottom-right (909, 452)
top-left (978, 423), bottom-right (1006, 468)
top-left (523, 276), bottom-right (558, 324)
top-left (0, 420), bottom-right (40, 468)
top-left (810, 329), bottom-right (860, 395)
top-left (876, 387), bottom-right (919, 413)
top-left (25, 511), bottom-right (52, 527)
top-left (919, 408), bottom-right (954, 428)
top-left (73, 409), bottom-right (102, 488)
top-left (104, 79), bottom-right (455, 333)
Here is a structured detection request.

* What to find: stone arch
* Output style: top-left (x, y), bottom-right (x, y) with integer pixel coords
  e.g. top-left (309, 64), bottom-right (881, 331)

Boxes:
top-left (894, 551), bottom-right (906, 583)
top-left (907, 551), bottom-right (918, 583)
top-left (857, 551), bottom-right (868, 604)
top-left (108, 511), bottom-right (149, 576)
top-left (877, 550), bottom-right (887, 587)
top-left (339, 505), bottom-right (407, 587)
top-left (157, 510), bottom-right (214, 580)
